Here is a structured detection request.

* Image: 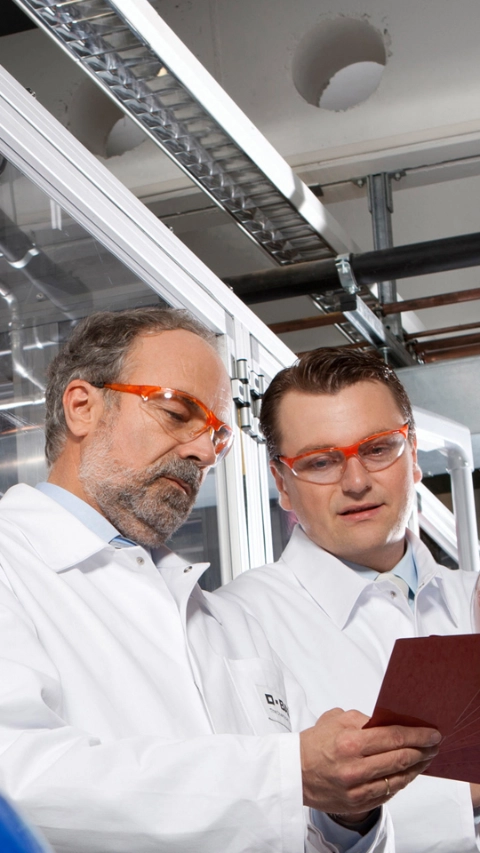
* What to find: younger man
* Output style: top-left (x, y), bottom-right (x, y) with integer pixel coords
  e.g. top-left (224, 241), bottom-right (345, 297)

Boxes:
top-left (219, 347), bottom-right (479, 853)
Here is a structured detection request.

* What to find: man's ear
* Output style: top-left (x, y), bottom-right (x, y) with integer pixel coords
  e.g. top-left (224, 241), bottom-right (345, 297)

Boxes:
top-left (270, 460), bottom-right (293, 512)
top-left (62, 380), bottom-right (104, 439)
top-left (411, 436), bottom-right (423, 485)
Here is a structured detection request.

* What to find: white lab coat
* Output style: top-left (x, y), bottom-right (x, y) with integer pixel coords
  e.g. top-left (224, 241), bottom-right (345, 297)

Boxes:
top-left (0, 485), bottom-right (390, 853)
top-left (219, 524), bottom-right (480, 853)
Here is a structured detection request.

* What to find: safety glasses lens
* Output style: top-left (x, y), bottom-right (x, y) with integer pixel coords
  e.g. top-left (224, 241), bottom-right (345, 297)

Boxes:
top-left (290, 430), bottom-right (407, 483)
top-left (358, 433), bottom-right (406, 469)
top-left (147, 391), bottom-right (233, 461)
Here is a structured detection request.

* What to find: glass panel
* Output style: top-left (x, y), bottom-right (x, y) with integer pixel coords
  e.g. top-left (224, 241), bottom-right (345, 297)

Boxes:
top-left (0, 154), bottom-right (224, 577)
top-left (168, 469), bottom-right (221, 591)
top-left (0, 158), bottom-right (162, 332)
top-left (0, 155), bottom-right (166, 492)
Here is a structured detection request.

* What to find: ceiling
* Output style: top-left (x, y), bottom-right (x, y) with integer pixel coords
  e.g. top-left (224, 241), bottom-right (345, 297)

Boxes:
top-left (2, 0), bottom-right (480, 360)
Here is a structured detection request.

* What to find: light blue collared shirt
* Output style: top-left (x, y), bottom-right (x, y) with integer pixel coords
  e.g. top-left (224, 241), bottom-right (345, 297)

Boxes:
top-left (342, 539), bottom-right (418, 609)
top-left (35, 482), bottom-right (136, 548)
top-left (311, 810), bottom-right (381, 852)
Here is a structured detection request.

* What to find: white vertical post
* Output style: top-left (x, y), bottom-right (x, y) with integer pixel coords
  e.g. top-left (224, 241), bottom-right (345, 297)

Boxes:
top-left (447, 448), bottom-right (480, 573)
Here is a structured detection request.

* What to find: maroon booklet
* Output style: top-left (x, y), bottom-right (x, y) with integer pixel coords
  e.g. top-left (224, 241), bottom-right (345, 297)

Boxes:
top-left (364, 634), bottom-right (480, 783)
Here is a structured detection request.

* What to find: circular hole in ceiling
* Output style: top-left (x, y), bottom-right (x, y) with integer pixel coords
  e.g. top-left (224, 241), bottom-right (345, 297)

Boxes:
top-left (106, 115), bottom-right (147, 158)
top-left (292, 18), bottom-right (386, 111)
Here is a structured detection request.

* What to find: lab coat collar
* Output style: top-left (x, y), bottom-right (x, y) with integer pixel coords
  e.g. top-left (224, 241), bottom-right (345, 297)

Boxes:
top-left (0, 484), bottom-right (221, 623)
top-left (406, 528), bottom-right (459, 626)
top-left (152, 544), bottom-right (218, 619)
top-left (0, 484), bottom-right (210, 588)
top-left (280, 524), bottom-right (452, 630)
top-left (280, 526), bottom-right (372, 629)
top-left (0, 484), bottom-right (118, 571)
top-left (35, 481), bottom-right (121, 543)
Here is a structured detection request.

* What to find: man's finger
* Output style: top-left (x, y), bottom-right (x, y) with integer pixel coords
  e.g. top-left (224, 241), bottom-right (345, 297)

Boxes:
top-left (338, 759), bottom-right (436, 815)
top-left (373, 758), bottom-right (436, 802)
top-left (354, 744), bottom-right (439, 786)
top-left (359, 724), bottom-right (441, 757)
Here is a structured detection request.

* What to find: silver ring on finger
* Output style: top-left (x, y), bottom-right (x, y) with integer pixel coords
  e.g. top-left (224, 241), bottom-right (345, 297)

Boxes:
top-left (384, 777), bottom-right (391, 799)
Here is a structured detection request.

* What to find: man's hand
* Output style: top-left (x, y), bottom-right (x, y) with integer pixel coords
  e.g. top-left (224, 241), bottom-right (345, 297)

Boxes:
top-left (470, 783), bottom-right (480, 809)
top-left (300, 707), bottom-right (441, 818)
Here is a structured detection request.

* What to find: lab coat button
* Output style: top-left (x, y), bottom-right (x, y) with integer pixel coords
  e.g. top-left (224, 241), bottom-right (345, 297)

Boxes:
top-left (184, 566), bottom-right (192, 573)
top-left (390, 591), bottom-right (396, 598)
top-left (136, 557), bottom-right (145, 566)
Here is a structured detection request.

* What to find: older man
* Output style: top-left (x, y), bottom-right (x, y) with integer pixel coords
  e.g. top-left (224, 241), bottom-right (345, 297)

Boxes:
top-left (0, 311), bottom-right (438, 853)
top-left (219, 347), bottom-right (479, 853)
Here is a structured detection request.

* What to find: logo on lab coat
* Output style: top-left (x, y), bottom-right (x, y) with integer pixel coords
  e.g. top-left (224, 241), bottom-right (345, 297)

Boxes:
top-left (257, 686), bottom-right (291, 730)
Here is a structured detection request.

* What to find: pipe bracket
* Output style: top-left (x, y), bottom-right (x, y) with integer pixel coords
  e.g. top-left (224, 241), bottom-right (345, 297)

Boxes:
top-left (335, 254), bottom-right (359, 295)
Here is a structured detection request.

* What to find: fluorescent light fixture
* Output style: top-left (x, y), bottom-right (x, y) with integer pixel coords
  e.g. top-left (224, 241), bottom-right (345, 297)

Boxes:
top-left (14, 0), bottom-right (353, 265)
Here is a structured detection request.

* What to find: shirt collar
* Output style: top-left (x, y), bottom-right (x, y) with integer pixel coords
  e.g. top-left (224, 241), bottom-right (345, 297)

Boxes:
top-left (341, 537), bottom-right (418, 597)
top-left (36, 482), bottom-right (122, 544)
top-left (280, 524), bottom-right (445, 630)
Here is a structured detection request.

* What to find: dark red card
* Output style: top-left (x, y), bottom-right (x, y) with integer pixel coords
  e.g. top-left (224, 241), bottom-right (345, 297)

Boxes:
top-left (364, 634), bottom-right (480, 783)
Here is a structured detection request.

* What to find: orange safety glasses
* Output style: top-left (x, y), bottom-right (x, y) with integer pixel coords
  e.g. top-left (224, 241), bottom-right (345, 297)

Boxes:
top-left (94, 382), bottom-right (234, 463)
top-left (275, 424), bottom-right (409, 484)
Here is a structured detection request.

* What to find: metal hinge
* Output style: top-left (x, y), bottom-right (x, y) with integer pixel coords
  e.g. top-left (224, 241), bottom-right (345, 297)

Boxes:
top-left (231, 359), bottom-right (266, 443)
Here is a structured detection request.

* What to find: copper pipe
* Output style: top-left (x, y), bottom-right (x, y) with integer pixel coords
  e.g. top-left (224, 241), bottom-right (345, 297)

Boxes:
top-left (404, 320), bottom-right (480, 341)
top-left (296, 341), bottom-right (374, 357)
top-left (423, 344), bottom-right (480, 363)
top-left (382, 287), bottom-right (480, 315)
top-left (413, 331), bottom-right (480, 354)
top-left (269, 311), bottom-right (345, 334)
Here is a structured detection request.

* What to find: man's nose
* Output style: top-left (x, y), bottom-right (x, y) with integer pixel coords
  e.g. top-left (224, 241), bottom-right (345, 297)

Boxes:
top-left (340, 454), bottom-right (372, 493)
top-left (176, 428), bottom-right (217, 468)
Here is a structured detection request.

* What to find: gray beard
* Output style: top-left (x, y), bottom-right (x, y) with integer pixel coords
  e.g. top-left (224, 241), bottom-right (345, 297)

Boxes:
top-left (78, 420), bottom-right (202, 548)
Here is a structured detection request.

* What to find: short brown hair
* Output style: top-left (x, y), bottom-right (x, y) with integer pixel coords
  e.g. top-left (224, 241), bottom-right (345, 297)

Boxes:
top-left (260, 347), bottom-right (415, 458)
top-left (45, 306), bottom-right (215, 465)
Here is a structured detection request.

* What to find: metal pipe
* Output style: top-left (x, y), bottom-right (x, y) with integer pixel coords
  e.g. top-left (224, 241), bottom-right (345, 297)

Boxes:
top-left (404, 320), bottom-right (480, 341)
top-left (413, 331), bottom-right (480, 354)
top-left (296, 341), bottom-right (374, 356)
top-left (423, 344), bottom-right (480, 362)
top-left (367, 173), bottom-right (402, 338)
top-left (381, 286), bottom-right (480, 316)
top-left (268, 311), bottom-right (345, 335)
top-left (224, 231), bottom-right (480, 304)
top-left (224, 257), bottom-right (341, 302)
top-left (356, 233), bottom-right (480, 287)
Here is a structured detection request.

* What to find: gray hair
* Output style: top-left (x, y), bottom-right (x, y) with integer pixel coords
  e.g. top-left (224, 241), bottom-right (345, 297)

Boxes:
top-left (45, 306), bottom-right (215, 465)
